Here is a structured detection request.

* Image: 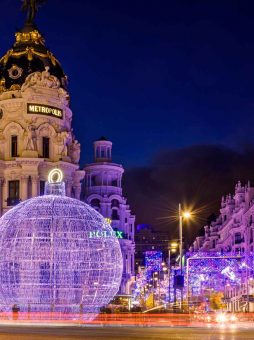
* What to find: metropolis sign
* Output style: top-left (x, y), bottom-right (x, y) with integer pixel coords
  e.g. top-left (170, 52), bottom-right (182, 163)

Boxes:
top-left (27, 103), bottom-right (63, 119)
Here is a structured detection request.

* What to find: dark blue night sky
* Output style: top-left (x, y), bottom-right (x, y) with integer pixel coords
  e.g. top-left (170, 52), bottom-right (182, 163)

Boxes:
top-left (2, 0), bottom-right (254, 238)
top-left (1, 0), bottom-right (254, 167)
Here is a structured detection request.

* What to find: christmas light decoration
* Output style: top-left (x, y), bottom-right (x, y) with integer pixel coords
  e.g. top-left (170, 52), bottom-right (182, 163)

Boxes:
top-left (145, 251), bottom-right (162, 279)
top-left (186, 252), bottom-right (251, 297)
top-left (0, 170), bottom-right (123, 315)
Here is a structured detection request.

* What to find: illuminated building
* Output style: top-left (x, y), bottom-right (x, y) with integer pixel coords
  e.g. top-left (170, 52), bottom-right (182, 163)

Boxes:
top-left (189, 181), bottom-right (254, 312)
top-left (83, 137), bottom-right (135, 295)
top-left (135, 224), bottom-right (170, 270)
top-left (0, 12), bottom-right (85, 215)
top-left (0, 4), bottom-right (135, 304)
top-left (190, 181), bottom-right (254, 254)
top-left (0, 169), bottom-right (122, 314)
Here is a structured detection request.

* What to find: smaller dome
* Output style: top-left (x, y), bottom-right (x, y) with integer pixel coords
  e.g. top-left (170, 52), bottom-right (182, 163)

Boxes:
top-left (0, 23), bottom-right (67, 92)
top-left (97, 136), bottom-right (108, 141)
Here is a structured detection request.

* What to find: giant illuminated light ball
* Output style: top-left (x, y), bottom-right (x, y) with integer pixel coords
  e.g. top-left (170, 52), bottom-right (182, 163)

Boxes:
top-left (0, 169), bottom-right (123, 314)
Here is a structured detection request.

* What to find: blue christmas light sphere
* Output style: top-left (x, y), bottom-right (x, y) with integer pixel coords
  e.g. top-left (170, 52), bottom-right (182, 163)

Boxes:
top-left (0, 178), bottom-right (123, 315)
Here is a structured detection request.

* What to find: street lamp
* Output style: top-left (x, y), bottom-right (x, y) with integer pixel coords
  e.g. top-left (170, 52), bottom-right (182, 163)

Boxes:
top-left (179, 204), bottom-right (192, 274)
top-left (178, 204), bottom-right (192, 311)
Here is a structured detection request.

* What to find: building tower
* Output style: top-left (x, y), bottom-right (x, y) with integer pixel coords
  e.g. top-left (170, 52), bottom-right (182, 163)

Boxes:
top-left (0, 9), bottom-right (84, 214)
top-left (84, 137), bottom-right (135, 295)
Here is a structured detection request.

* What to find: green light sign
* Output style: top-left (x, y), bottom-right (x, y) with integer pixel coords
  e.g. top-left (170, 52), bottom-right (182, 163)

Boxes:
top-left (89, 230), bottom-right (123, 239)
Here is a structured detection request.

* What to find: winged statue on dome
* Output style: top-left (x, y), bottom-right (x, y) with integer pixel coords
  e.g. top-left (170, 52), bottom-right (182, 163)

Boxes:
top-left (21, 0), bottom-right (47, 24)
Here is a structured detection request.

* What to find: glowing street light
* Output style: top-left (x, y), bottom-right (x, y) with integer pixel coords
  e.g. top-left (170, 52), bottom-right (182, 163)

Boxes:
top-left (182, 211), bottom-right (192, 219)
top-left (179, 204), bottom-right (192, 274)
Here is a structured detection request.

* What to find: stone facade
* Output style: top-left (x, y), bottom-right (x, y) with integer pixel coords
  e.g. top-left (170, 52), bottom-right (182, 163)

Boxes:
top-left (0, 26), bottom-right (84, 214)
top-left (83, 138), bottom-right (135, 295)
top-left (0, 17), bottom-right (135, 299)
top-left (190, 181), bottom-right (254, 254)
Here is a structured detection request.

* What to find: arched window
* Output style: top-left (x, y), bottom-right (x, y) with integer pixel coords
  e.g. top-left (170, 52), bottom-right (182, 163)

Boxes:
top-left (111, 199), bottom-right (119, 208)
top-left (91, 199), bottom-right (100, 211)
top-left (112, 209), bottom-right (119, 220)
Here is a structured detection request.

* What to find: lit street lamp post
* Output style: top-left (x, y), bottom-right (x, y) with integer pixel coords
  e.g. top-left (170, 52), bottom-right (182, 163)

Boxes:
top-left (179, 204), bottom-right (192, 273)
top-left (179, 204), bottom-right (183, 275)
top-left (168, 242), bottom-right (178, 309)
top-left (178, 204), bottom-right (192, 311)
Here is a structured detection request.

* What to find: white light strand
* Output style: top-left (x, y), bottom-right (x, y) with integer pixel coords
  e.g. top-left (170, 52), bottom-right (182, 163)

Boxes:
top-left (48, 169), bottom-right (63, 184)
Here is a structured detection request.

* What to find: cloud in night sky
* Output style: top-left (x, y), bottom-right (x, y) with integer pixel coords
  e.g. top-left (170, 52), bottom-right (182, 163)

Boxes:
top-left (123, 144), bottom-right (254, 245)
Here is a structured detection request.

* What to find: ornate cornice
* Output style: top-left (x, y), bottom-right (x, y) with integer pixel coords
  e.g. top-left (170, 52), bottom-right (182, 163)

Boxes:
top-left (0, 47), bottom-right (58, 66)
top-left (15, 30), bottom-right (45, 46)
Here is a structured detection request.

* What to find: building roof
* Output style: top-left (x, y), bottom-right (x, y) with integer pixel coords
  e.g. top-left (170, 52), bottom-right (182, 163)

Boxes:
top-left (0, 22), bottom-right (67, 92)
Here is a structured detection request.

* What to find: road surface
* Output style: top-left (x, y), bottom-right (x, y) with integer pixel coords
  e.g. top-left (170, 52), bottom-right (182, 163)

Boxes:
top-left (0, 325), bottom-right (253, 339)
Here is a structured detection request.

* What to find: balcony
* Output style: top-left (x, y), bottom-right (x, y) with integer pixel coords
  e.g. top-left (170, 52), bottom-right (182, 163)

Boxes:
top-left (86, 186), bottom-right (122, 196)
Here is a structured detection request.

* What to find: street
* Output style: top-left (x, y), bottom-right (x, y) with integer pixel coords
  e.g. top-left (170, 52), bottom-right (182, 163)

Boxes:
top-left (0, 325), bottom-right (253, 340)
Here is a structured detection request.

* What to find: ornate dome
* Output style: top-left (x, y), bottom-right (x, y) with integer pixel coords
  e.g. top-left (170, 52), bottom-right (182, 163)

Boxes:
top-left (0, 180), bottom-right (123, 315)
top-left (0, 23), bottom-right (67, 93)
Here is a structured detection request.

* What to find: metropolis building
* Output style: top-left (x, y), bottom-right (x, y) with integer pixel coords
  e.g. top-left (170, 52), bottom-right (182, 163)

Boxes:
top-left (0, 7), bottom-right (135, 296)
top-left (0, 22), bottom-right (84, 213)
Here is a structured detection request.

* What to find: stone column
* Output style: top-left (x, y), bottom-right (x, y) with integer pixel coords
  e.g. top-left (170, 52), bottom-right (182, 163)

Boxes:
top-left (100, 202), bottom-right (107, 216)
top-left (2, 179), bottom-right (7, 210)
top-left (31, 176), bottom-right (39, 197)
top-left (20, 176), bottom-right (28, 202)
top-left (74, 185), bottom-right (81, 200)
top-left (66, 181), bottom-right (72, 197)
top-left (0, 178), bottom-right (4, 216)
top-left (106, 202), bottom-right (111, 218)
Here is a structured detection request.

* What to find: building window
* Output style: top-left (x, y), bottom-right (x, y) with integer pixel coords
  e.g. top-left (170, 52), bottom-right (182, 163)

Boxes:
top-left (112, 180), bottom-right (118, 187)
top-left (91, 199), bottom-right (100, 211)
top-left (8, 180), bottom-right (20, 206)
top-left (11, 135), bottom-right (18, 157)
top-left (40, 181), bottom-right (45, 196)
top-left (235, 233), bottom-right (242, 244)
top-left (96, 148), bottom-right (100, 158)
top-left (112, 209), bottom-right (119, 220)
top-left (251, 230), bottom-right (253, 244)
top-left (42, 137), bottom-right (50, 158)
top-left (111, 199), bottom-right (119, 208)
top-left (91, 176), bottom-right (96, 186)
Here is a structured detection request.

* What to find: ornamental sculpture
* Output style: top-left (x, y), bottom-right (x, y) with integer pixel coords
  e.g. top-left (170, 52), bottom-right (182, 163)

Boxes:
top-left (21, 0), bottom-right (47, 24)
top-left (21, 67), bottom-right (61, 92)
